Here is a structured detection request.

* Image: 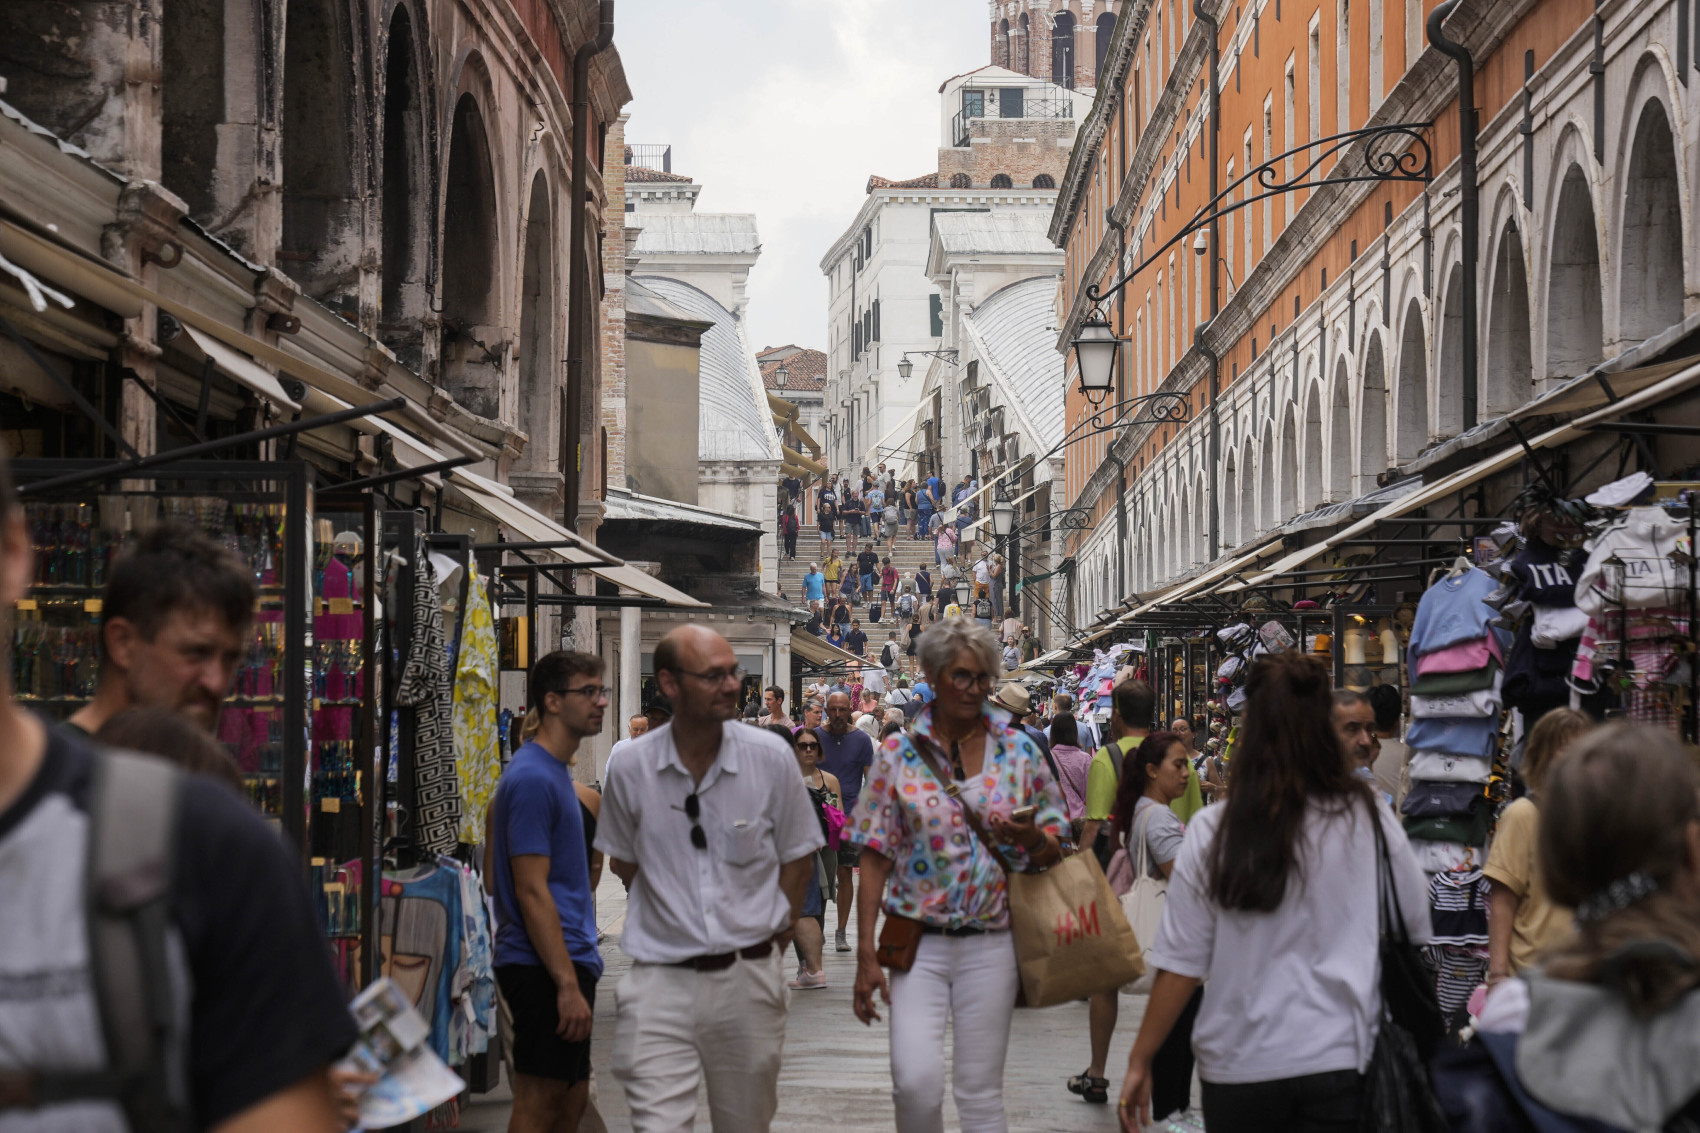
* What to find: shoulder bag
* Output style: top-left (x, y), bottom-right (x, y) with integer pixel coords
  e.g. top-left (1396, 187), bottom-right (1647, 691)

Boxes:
top-left (1116, 804), bottom-right (1168, 995)
top-left (1361, 804), bottom-right (1449, 1133)
top-left (1090, 741), bottom-right (1126, 868)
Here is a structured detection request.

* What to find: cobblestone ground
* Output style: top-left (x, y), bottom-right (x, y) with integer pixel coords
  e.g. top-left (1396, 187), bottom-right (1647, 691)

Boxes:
top-left (461, 870), bottom-right (1164, 1132)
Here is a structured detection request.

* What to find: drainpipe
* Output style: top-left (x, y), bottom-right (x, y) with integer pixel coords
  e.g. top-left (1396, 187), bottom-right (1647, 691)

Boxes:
top-left (1428, 0), bottom-right (1477, 430)
top-left (1114, 450), bottom-right (1128, 601)
top-left (1196, 0), bottom-right (1222, 561)
top-left (562, 0), bottom-right (615, 529)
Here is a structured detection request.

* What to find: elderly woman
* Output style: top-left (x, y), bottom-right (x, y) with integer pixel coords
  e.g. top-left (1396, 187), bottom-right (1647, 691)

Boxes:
top-left (851, 619), bottom-right (1067, 1133)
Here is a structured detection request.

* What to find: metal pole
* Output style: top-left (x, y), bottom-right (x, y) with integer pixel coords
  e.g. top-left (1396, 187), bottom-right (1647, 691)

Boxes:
top-left (1429, 0), bottom-right (1478, 429)
top-left (1196, 0), bottom-right (1222, 561)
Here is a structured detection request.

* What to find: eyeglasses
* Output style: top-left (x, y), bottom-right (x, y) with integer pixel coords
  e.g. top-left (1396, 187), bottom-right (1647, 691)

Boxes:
top-left (671, 666), bottom-right (747, 685)
top-left (796, 740), bottom-right (822, 752)
top-left (948, 668), bottom-right (993, 692)
top-left (552, 683), bottom-right (610, 701)
top-left (683, 792), bottom-right (706, 850)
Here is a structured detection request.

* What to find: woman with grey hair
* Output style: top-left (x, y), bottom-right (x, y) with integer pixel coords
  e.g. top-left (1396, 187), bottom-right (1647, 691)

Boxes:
top-left (851, 618), bottom-right (1068, 1133)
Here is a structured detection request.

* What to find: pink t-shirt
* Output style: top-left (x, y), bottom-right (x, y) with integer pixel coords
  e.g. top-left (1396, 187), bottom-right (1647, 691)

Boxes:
top-left (1415, 635), bottom-right (1504, 675)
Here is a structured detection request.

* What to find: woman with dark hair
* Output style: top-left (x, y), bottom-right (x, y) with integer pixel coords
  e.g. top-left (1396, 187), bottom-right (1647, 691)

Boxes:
top-left (770, 723), bottom-right (840, 991)
top-left (96, 706), bottom-right (242, 791)
top-left (1118, 651), bottom-right (1429, 1133)
top-left (1045, 712), bottom-right (1092, 822)
top-left (1443, 724), bottom-right (1700, 1130)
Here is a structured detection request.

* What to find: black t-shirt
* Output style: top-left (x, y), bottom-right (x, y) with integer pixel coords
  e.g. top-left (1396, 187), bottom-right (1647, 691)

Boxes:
top-left (846, 629), bottom-right (868, 656)
top-left (857, 551), bottom-right (879, 576)
top-left (0, 727), bottom-right (357, 1129)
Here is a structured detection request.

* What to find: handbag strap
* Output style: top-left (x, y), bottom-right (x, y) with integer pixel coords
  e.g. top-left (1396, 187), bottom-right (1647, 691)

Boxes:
top-left (1131, 803), bottom-right (1157, 880)
top-left (908, 731), bottom-right (1017, 873)
top-left (1368, 800), bottom-right (1413, 947)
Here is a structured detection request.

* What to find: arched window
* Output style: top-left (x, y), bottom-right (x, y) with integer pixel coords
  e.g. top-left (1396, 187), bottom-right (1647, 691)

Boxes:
top-left (1620, 100), bottom-right (1684, 344)
top-left (1360, 334), bottom-right (1388, 491)
top-left (381, 6), bottom-right (428, 364)
top-left (517, 173), bottom-right (556, 475)
top-left (990, 173), bottom-right (1013, 189)
top-left (1053, 12), bottom-right (1077, 89)
top-left (950, 172), bottom-right (972, 188)
top-left (282, 0), bottom-right (359, 310)
top-left (1019, 14), bottom-right (1031, 74)
top-left (1032, 174), bottom-right (1056, 189)
top-left (441, 91), bottom-right (501, 419)
top-left (1436, 265), bottom-right (1465, 438)
top-left (1485, 220), bottom-right (1532, 415)
top-left (1096, 11), bottom-right (1118, 82)
top-left (1545, 164), bottom-right (1603, 379)
top-left (997, 18), bottom-right (1011, 69)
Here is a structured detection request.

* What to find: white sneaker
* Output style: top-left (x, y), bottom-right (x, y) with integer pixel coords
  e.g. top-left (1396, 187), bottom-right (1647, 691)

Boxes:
top-left (788, 970), bottom-right (828, 990)
top-left (834, 929), bottom-right (850, 952)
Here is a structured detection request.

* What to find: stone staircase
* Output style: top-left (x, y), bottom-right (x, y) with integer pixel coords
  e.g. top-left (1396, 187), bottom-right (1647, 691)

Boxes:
top-left (775, 518), bottom-right (981, 628)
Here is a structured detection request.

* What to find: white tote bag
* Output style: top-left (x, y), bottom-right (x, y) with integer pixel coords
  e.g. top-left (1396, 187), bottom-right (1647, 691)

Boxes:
top-left (1119, 804), bottom-right (1168, 995)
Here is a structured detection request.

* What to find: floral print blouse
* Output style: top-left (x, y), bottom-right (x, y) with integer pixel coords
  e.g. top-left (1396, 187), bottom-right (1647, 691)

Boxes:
top-left (850, 703), bottom-right (1068, 930)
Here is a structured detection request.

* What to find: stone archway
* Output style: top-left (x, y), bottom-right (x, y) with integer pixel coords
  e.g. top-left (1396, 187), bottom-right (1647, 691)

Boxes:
top-left (282, 0), bottom-right (361, 311)
top-left (1485, 220), bottom-right (1533, 415)
top-left (517, 173), bottom-right (556, 478)
top-left (1545, 164), bottom-right (1604, 380)
top-left (1394, 299), bottom-right (1427, 461)
top-left (1329, 360), bottom-right (1352, 501)
top-left (1360, 333), bottom-right (1388, 491)
top-left (1436, 264), bottom-right (1465, 437)
top-left (1619, 99), bottom-right (1684, 344)
top-left (381, 5), bottom-right (431, 365)
top-left (441, 91), bottom-right (501, 419)
top-left (1300, 382), bottom-right (1323, 510)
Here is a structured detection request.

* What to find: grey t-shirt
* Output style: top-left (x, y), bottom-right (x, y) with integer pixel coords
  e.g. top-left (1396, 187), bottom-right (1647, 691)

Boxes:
top-left (1132, 796), bottom-right (1186, 879)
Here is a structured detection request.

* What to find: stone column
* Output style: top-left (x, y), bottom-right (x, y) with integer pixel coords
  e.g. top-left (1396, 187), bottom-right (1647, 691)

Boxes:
top-left (620, 604), bottom-right (642, 737)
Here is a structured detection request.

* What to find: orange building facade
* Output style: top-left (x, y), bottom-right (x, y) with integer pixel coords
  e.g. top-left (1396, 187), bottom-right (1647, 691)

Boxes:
top-left (1050, 0), bottom-right (1697, 629)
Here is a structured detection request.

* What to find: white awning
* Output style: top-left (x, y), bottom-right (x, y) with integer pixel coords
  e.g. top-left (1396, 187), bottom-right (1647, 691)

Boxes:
top-left (180, 325), bottom-right (301, 411)
top-left (791, 629), bottom-right (865, 670)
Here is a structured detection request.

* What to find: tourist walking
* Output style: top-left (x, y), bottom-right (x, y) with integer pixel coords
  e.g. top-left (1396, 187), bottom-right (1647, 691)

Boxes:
top-left (1484, 707), bottom-right (1592, 983)
top-left (819, 499), bottom-right (837, 551)
top-left (781, 505), bottom-right (799, 560)
top-left (1117, 651), bottom-right (1429, 1132)
top-left (760, 684), bottom-right (796, 729)
top-left (851, 619), bottom-right (1067, 1133)
top-left (1440, 724), bottom-right (1700, 1130)
top-left (1045, 712), bottom-right (1093, 825)
top-left (817, 690), bottom-right (876, 952)
top-left (596, 626), bottom-right (822, 1133)
top-left (775, 725), bottom-right (840, 990)
top-left (489, 651), bottom-right (607, 1133)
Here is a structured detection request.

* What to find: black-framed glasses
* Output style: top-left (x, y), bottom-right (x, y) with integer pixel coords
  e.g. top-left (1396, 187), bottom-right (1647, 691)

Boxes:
top-left (948, 668), bottom-right (993, 692)
top-left (684, 792), bottom-right (706, 850)
top-left (552, 683), bottom-right (610, 701)
top-left (671, 666), bottom-right (746, 685)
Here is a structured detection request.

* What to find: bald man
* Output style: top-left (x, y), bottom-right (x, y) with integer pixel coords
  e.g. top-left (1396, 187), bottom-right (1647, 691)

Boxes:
top-left (816, 689), bottom-right (875, 952)
top-left (595, 626), bottom-right (823, 1132)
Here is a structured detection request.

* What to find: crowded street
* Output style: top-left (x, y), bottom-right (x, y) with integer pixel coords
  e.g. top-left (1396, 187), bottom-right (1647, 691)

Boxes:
top-left (4, 0), bottom-right (1700, 1131)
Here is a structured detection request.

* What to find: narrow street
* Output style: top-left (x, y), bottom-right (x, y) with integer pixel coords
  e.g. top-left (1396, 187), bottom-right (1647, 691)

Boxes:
top-left (462, 870), bottom-right (1134, 1132)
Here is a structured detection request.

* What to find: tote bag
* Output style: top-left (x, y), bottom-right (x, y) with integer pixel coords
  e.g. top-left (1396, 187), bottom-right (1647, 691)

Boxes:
top-left (1118, 805), bottom-right (1167, 995)
top-left (910, 735), bottom-right (1145, 1008)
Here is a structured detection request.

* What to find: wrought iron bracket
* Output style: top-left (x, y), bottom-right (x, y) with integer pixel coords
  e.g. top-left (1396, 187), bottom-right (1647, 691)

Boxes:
top-left (1085, 120), bottom-right (1434, 308)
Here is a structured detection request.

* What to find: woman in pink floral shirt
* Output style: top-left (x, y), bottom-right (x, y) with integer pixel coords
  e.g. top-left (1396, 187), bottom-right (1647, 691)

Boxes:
top-left (850, 619), bottom-right (1067, 1133)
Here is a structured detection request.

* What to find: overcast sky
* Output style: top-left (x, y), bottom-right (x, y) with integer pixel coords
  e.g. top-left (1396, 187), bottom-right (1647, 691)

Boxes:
top-left (618, 0), bottom-right (989, 353)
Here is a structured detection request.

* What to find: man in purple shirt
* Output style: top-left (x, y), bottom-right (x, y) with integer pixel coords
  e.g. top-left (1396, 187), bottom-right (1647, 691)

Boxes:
top-left (816, 690), bottom-right (875, 952)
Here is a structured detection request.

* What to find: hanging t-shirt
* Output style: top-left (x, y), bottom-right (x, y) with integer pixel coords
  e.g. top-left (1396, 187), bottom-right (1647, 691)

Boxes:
top-left (1410, 686), bottom-right (1502, 718)
top-left (1408, 751), bottom-right (1494, 783)
top-left (1507, 541), bottom-right (1585, 606)
top-left (381, 863), bottom-right (465, 1061)
top-left (489, 743), bottom-right (603, 978)
top-left (1574, 507), bottom-right (1693, 616)
top-left (1408, 568), bottom-right (1500, 658)
top-left (1405, 715), bottom-right (1499, 760)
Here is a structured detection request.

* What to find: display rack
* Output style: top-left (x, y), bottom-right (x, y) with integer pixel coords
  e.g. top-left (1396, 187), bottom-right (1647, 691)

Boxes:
top-left (12, 459), bottom-right (312, 844)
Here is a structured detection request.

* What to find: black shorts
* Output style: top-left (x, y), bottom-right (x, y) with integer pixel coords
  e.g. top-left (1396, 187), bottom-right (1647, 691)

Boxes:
top-left (496, 962), bottom-right (598, 1084)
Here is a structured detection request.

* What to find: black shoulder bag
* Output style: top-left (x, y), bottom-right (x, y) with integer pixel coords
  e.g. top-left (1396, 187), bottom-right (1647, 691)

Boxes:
top-left (1360, 805), bottom-right (1448, 1133)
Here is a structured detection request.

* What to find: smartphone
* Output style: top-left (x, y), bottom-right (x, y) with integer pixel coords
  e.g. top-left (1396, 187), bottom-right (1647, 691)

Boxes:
top-left (1009, 805), bottom-right (1036, 823)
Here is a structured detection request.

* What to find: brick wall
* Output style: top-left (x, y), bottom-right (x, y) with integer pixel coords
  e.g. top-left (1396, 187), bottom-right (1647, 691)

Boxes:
top-left (936, 119), bottom-right (1074, 188)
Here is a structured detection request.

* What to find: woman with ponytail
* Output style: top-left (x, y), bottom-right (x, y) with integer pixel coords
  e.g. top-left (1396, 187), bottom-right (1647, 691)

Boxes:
top-left (1117, 651), bottom-right (1429, 1133)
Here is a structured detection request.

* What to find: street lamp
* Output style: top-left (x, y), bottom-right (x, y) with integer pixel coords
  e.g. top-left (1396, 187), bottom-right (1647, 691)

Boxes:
top-left (774, 363), bottom-right (789, 388)
top-left (989, 494), bottom-right (1016, 539)
top-left (897, 356), bottom-right (913, 379)
top-left (1071, 310), bottom-right (1119, 403)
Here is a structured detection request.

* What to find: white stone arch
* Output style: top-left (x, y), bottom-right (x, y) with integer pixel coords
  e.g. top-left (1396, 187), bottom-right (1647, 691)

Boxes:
top-left (1238, 434), bottom-right (1259, 543)
top-left (1541, 135), bottom-right (1606, 382)
top-left (1222, 449), bottom-right (1239, 553)
top-left (1277, 399), bottom-right (1298, 522)
top-left (1434, 249), bottom-right (1467, 439)
top-left (1192, 472), bottom-right (1209, 564)
top-left (1326, 355), bottom-right (1353, 501)
top-left (1299, 374), bottom-right (1325, 510)
top-left (1614, 56), bottom-right (1689, 347)
top-left (1393, 295), bottom-right (1429, 462)
top-left (1357, 329), bottom-right (1389, 492)
top-left (1482, 182), bottom-right (1534, 415)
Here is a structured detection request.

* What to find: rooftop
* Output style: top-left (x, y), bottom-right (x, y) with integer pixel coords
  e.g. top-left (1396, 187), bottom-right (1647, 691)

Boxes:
top-left (931, 211), bottom-right (1059, 258)
top-left (760, 348), bottom-right (826, 392)
top-left (632, 213), bottom-right (761, 257)
top-left (625, 165), bottom-right (694, 183)
top-left (866, 172), bottom-right (939, 193)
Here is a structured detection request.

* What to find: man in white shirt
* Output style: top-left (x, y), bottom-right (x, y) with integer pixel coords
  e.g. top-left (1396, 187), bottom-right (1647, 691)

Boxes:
top-left (596, 625), bottom-right (822, 1132)
top-left (860, 659), bottom-right (887, 698)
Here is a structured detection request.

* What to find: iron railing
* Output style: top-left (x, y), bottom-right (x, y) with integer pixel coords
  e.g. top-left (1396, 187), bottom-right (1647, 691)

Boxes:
top-left (951, 94), bottom-right (1074, 147)
top-left (624, 143), bottom-right (671, 173)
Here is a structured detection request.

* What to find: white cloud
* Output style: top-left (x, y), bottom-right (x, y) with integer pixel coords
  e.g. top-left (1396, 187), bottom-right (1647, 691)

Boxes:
top-left (616, 0), bottom-right (988, 353)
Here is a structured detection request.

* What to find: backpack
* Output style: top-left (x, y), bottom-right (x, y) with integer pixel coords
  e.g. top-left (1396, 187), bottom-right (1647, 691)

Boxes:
top-left (881, 642), bottom-right (898, 667)
top-left (898, 593), bottom-right (915, 617)
top-left (33, 752), bottom-right (192, 1132)
top-left (1091, 741), bottom-right (1127, 868)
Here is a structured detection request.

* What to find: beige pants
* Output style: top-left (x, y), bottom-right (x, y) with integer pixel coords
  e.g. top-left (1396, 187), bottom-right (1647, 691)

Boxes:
top-left (610, 951), bottom-right (790, 1132)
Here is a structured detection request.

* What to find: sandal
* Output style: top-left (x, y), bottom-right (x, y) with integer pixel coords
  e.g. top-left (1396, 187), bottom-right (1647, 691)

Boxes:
top-left (1066, 1071), bottom-right (1110, 1103)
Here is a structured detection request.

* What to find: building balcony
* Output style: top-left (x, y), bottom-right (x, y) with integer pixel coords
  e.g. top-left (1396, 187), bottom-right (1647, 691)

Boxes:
top-left (952, 95), bottom-right (1073, 147)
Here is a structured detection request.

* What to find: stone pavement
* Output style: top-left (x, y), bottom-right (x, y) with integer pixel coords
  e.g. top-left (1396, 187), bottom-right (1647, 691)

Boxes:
top-left (460, 869), bottom-right (1154, 1132)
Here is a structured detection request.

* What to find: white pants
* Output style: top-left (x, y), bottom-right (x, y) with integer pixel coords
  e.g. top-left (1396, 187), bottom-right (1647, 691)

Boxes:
top-left (610, 951), bottom-right (789, 1132)
top-left (888, 930), bottom-right (1021, 1133)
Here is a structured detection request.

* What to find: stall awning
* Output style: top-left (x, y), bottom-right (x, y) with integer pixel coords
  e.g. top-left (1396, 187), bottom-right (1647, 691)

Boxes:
top-left (179, 325), bottom-right (301, 411)
top-left (791, 628), bottom-right (867, 671)
top-left (589, 563), bottom-right (707, 608)
top-left (1223, 353), bottom-right (1700, 593)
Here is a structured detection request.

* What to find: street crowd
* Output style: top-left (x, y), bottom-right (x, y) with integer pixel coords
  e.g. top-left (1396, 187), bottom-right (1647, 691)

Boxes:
top-left (2, 438), bottom-right (1699, 1133)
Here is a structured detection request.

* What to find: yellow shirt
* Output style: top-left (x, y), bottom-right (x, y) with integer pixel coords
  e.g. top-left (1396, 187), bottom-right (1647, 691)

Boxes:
top-left (1482, 797), bottom-right (1572, 972)
top-left (824, 559), bottom-right (841, 582)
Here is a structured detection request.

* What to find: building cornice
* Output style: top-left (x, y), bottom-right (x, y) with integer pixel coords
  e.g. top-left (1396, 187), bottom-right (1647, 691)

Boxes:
top-left (820, 189), bottom-right (1058, 274)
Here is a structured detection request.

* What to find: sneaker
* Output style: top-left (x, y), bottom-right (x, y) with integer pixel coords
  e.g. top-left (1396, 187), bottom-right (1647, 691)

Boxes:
top-left (1162, 1111), bottom-right (1206, 1132)
top-left (835, 929), bottom-right (850, 952)
top-left (788, 970), bottom-right (828, 990)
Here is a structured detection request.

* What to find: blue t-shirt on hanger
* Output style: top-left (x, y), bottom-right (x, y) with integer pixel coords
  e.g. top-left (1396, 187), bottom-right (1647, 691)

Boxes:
top-left (1408, 567), bottom-right (1501, 658)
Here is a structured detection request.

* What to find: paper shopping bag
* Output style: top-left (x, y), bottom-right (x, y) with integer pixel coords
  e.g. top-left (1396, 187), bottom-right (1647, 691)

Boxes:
top-left (1006, 851), bottom-right (1145, 1008)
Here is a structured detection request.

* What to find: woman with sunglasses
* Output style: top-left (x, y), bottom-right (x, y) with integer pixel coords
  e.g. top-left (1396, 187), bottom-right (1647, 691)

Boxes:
top-left (772, 725), bottom-right (843, 990)
top-left (850, 619), bottom-right (1068, 1133)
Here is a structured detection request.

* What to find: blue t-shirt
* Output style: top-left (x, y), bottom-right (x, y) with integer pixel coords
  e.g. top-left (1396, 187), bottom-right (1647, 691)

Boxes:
top-left (1408, 568), bottom-right (1500, 658)
top-left (925, 477), bottom-right (941, 506)
top-left (814, 725), bottom-right (876, 812)
top-left (804, 570), bottom-right (825, 601)
top-left (1406, 715), bottom-right (1499, 760)
top-left (490, 743), bottom-right (603, 976)
top-left (913, 680), bottom-right (934, 704)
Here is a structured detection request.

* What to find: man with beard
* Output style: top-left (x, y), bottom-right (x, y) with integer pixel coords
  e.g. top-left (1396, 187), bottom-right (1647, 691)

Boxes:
top-left (66, 520), bottom-right (254, 737)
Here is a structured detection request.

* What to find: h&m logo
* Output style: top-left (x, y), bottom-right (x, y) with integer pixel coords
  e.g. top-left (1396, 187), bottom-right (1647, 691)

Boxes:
top-left (1054, 902), bottom-right (1101, 946)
